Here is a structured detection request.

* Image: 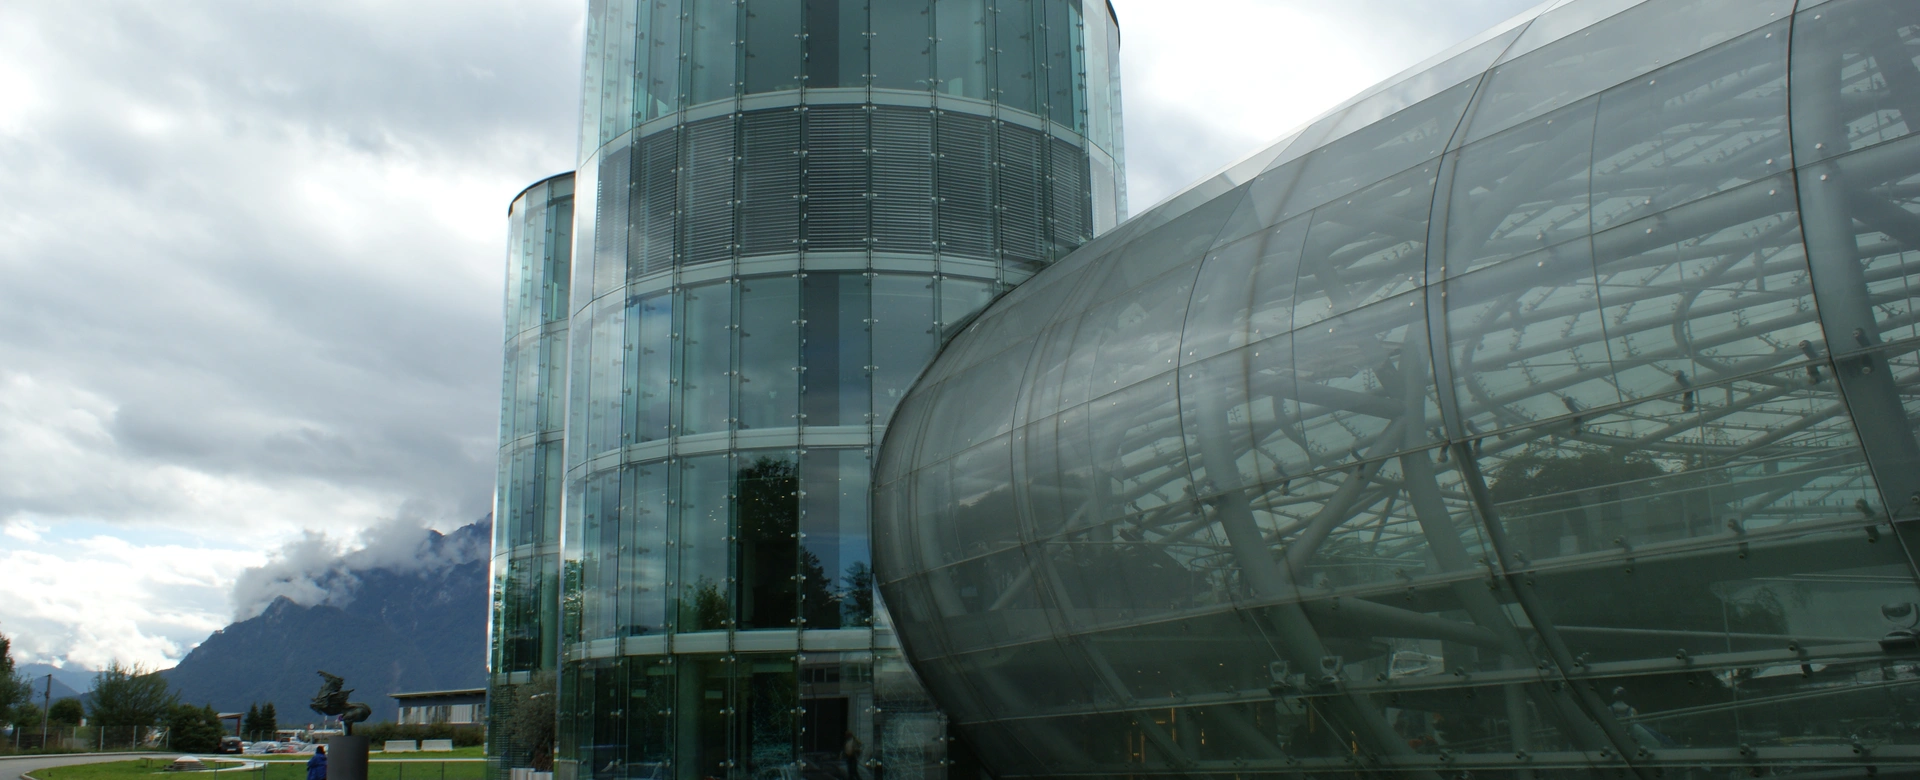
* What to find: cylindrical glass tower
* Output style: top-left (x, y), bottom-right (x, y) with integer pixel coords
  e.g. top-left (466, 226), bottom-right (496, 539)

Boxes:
top-left (543, 2), bottom-right (1124, 780)
top-left (490, 172), bottom-right (576, 774)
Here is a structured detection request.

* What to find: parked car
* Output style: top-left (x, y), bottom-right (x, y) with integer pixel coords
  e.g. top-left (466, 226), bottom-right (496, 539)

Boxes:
top-left (245, 741), bottom-right (280, 754)
top-left (216, 736), bottom-right (244, 755)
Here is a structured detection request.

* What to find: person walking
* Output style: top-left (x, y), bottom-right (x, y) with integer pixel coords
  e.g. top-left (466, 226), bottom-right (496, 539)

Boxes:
top-left (841, 731), bottom-right (862, 780)
top-left (306, 745), bottom-right (328, 780)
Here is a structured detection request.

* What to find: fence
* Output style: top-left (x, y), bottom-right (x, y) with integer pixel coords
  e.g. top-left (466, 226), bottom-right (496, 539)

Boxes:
top-left (7, 725), bottom-right (166, 752)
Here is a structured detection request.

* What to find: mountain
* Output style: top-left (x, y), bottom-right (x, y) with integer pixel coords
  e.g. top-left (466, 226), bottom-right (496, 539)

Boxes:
top-left (15, 664), bottom-right (87, 702)
top-left (163, 519), bottom-right (490, 723)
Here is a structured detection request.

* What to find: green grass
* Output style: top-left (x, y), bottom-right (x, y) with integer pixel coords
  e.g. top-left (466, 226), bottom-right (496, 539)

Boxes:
top-left (32, 758), bottom-right (486, 780)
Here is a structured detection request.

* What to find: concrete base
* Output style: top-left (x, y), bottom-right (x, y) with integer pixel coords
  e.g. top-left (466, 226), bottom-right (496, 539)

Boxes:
top-left (327, 736), bottom-right (370, 780)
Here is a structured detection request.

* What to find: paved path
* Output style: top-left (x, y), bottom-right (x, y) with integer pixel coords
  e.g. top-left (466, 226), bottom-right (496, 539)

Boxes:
top-left (0, 753), bottom-right (176, 780)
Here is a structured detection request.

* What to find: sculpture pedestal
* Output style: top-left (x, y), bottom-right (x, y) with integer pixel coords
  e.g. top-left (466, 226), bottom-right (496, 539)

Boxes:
top-left (327, 736), bottom-right (370, 780)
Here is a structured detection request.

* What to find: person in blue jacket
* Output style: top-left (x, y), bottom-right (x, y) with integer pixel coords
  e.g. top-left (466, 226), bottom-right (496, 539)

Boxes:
top-left (306, 745), bottom-right (327, 780)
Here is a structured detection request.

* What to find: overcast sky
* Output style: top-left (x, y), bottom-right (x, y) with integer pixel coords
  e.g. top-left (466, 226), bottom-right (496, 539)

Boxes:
top-left (0, 0), bottom-right (1543, 672)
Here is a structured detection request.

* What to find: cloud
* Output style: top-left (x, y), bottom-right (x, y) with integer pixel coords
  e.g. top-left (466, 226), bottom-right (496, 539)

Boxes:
top-left (0, 528), bottom-right (260, 670)
top-left (228, 512), bottom-right (490, 622)
top-left (0, 0), bottom-right (578, 670)
top-left (1111, 0), bottom-right (1549, 211)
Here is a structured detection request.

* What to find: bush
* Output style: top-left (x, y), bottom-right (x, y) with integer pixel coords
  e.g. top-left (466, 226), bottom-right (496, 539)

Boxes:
top-left (350, 721), bottom-right (485, 747)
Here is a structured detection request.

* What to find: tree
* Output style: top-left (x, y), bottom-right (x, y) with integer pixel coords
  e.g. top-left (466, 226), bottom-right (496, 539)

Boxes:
top-left (165, 704), bottom-right (223, 753)
top-left (48, 698), bottom-right (84, 725)
top-left (10, 703), bottom-right (42, 731)
top-left (0, 630), bottom-right (26, 727)
top-left (259, 703), bottom-right (278, 738)
top-left (89, 660), bottom-right (177, 727)
top-left (243, 704), bottom-right (260, 740)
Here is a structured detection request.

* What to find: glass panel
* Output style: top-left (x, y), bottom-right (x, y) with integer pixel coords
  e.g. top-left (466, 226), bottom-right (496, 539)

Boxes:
top-left (802, 272), bottom-right (871, 427)
top-left (934, 0), bottom-right (988, 99)
top-left (1590, 22), bottom-right (1790, 232)
top-left (806, 0), bottom-right (868, 88)
top-left (1799, 132), bottom-right (1920, 523)
top-left (1592, 175), bottom-right (1819, 401)
top-left (1789, 0), bottom-right (1920, 165)
top-left (625, 657), bottom-right (675, 774)
top-left (745, 0), bottom-right (803, 93)
top-left (1444, 240), bottom-right (1621, 437)
top-left (1293, 163), bottom-right (1438, 328)
top-left (630, 290), bottom-right (675, 443)
top-left (674, 657), bottom-right (734, 780)
top-left (1085, 375), bottom-right (1186, 526)
top-left (681, 282), bottom-right (734, 436)
top-left (1180, 338), bottom-right (1306, 504)
top-left (690, 0), bottom-right (738, 104)
top-left (992, 0), bottom-right (1040, 114)
top-left (1444, 100), bottom-right (1598, 276)
top-left (739, 451), bottom-right (801, 630)
top-left (646, 0), bottom-right (684, 118)
top-left (871, 0), bottom-right (931, 91)
top-left (1465, 0), bottom-right (1793, 144)
top-left (625, 462), bottom-right (671, 637)
top-left (1041, 0), bottom-right (1073, 126)
top-left (803, 449), bottom-right (874, 629)
top-left (745, 656), bottom-right (798, 774)
top-left (1290, 293), bottom-right (1441, 468)
top-left (678, 454), bottom-right (734, 631)
top-left (739, 276), bottom-right (800, 429)
top-left (936, 276), bottom-right (994, 335)
top-left (871, 275), bottom-right (938, 425)
top-left (1080, 264), bottom-right (1197, 400)
top-left (1183, 215), bottom-right (1308, 366)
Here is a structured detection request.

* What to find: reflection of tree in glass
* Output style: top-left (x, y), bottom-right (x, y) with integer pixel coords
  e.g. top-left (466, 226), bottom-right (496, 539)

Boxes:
top-left (679, 578), bottom-right (731, 631)
top-left (739, 456), bottom-right (800, 629)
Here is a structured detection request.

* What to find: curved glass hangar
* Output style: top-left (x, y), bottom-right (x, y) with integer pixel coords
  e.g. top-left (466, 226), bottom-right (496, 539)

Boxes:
top-left (516, 2), bottom-right (1125, 780)
top-left (873, 0), bottom-right (1920, 776)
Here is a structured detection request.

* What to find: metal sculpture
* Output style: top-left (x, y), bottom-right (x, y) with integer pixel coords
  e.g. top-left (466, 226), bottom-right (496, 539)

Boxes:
top-left (309, 671), bottom-right (372, 734)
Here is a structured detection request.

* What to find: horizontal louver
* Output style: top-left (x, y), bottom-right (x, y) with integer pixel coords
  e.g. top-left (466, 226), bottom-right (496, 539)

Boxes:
top-left (996, 123), bottom-right (1046, 265)
top-left (683, 117), bottom-right (737, 266)
top-left (804, 105), bottom-right (869, 252)
top-left (1049, 137), bottom-right (1090, 257)
top-left (872, 107), bottom-right (934, 254)
top-left (741, 110), bottom-right (801, 257)
top-left (631, 128), bottom-right (678, 277)
top-left (936, 113), bottom-right (994, 259)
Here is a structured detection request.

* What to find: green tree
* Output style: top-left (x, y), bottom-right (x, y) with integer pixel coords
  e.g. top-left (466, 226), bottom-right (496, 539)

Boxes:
top-left (10, 703), bottom-right (42, 731)
top-left (242, 704), bottom-right (260, 740)
top-left (259, 702), bottom-right (278, 738)
top-left (165, 704), bottom-right (224, 753)
top-left (48, 698), bottom-right (84, 725)
top-left (0, 631), bottom-right (25, 727)
top-left (89, 660), bottom-right (177, 727)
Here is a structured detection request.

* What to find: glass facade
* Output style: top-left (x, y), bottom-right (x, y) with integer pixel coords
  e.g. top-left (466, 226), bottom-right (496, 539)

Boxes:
top-left (491, 173), bottom-right (576, 773)
top-left (874, 0), bottom-right (1920, 776)
top-left (486, 3), bottom-right (1124, 780)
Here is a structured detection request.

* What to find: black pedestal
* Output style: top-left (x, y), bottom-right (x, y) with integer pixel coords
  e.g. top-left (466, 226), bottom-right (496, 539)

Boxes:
top-left (327, 736), bottom-right (370, 780)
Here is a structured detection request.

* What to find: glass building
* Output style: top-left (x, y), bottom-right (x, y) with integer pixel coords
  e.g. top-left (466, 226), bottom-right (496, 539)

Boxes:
top-left (874, 0), bottom-right (1920, 776)
top-left (492, 172), bottom-right (575, 772)
top-left (488, 1), bottom-right (1124, 779)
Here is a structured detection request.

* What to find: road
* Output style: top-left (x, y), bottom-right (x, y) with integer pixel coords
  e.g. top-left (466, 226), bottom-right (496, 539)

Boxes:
top-left (0, 753), bottom-right (175, 780)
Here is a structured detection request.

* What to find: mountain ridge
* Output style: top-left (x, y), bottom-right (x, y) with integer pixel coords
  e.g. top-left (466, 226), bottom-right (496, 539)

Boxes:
top-left (162, 519), bottom-right (490, 723)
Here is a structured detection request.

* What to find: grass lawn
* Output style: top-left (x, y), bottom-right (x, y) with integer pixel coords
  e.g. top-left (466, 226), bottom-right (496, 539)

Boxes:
top-left (251, 746), bottom-right (485, 762)
top-left (32, 758), bottom-right (486, 780)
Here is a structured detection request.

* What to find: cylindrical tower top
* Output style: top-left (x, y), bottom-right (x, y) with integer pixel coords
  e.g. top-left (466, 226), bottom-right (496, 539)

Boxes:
top-left (578, 0), bottom-right (1124, 173)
